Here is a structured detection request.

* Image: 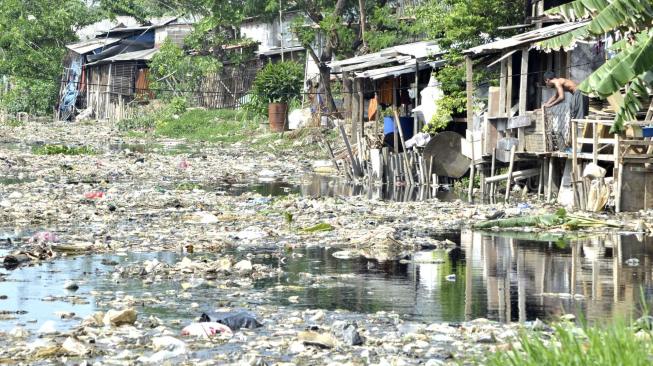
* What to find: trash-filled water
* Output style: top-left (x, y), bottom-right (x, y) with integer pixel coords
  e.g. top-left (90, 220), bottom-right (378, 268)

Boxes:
top-left (215, 174), bottom-right (461, 202)
top-left (1, 230), bottom-right (650, 336)
top-left (4, 120), bottom-right (653, 364)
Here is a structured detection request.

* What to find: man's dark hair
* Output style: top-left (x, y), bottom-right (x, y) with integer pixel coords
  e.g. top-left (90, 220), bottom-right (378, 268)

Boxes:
top-left (543, 71), bottom-right (555, 81)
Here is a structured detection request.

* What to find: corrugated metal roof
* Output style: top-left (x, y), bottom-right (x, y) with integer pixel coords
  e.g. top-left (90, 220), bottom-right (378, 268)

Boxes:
top-left (464, 21), bottom-right (588, 55)
top-left (355, 60), bottom-right (444, 80)
top-left (259, 45), bottom-right (305, 56)
top-left (96, 17), bottom-right (179, 36)
top-left (75, 16), bottom-right (141, 41)
top-left (66, 37), bottom-right (122, 55)
top-left (327, 41), bottom-right (442, 75)
top-left (86, 48), bottom-right (159, 66)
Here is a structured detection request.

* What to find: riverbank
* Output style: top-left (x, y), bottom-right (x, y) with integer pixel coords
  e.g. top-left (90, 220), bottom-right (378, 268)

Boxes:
top-left (1, 118), bottom-right (652, 365)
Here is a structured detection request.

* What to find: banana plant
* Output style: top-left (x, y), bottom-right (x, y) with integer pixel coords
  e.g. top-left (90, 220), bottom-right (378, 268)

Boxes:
top-left (538, 0), bottom-right (653, 132)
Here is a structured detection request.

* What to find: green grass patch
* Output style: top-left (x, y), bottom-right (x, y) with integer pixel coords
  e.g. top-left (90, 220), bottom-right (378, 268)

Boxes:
top-left (175, 181), bottom-right (202, 191)
top-left (154, 108), bottom-right (259, 143)
top-left (1, 118), bottom-right (24, 127)
top-left (33, 144), bottom-right (96, 156)
top-left (486, 320), bottom-right (653, 366)
top-left (124, 130), bottom-right (149, 138)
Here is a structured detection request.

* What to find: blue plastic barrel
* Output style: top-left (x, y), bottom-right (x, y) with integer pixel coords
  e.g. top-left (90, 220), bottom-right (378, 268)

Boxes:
top-left (383, 116), bottom-right (414, 140)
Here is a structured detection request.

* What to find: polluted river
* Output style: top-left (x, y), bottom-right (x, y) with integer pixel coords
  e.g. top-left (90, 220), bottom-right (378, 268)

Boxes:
top-left (1, 121), bottom-right (652, 365)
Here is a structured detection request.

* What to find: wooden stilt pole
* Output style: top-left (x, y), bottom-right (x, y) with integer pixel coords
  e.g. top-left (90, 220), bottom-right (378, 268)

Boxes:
top-left (505, 146), bottom-right (516, 202)
top-left (538, 160), bottom-right (544, 199)
top-left (571, 119), bottom-right (579, 209)
top-left (489, 149), bottom-right (496, 199)
top-left (468, 163), bottom-right (475, 202)
top-left (547, 156), bottom-right (554, 202)
top-left (615, 134), bottom-right (623, 213)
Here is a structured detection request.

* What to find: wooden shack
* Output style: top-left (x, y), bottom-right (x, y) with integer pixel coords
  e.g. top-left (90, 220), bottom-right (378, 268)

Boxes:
top-left (463, 21), bottom-right (653, 212)
top-left (325, 42), bottom-right (449, 186)
top-left (59, 17), bottom-right (192, 121)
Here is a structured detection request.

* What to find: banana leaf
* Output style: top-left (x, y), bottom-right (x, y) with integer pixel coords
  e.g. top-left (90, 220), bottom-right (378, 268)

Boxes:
top-left (539, 0), bottom-right (653, 133)
top-left (300, 222), bottom-right (335, 233)
top-left (545, 0), bottom-right (610, 21)
top-left (472, 213), bottom-right (566, 229)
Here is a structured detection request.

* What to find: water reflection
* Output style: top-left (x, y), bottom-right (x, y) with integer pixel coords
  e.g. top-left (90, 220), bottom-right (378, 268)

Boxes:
top-left (219, 175), bottom-right (461, 202)
top-left (298, 175), bottom-right (461, 202)
top-left (0, 231), bottom-right (649, 331)
top-left (466, 231), bottom-right (652, 323)
top-left (259, 231), bottom-right (653, 323)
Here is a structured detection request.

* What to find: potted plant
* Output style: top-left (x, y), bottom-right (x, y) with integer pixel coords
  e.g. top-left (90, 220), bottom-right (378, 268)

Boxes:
top-left (251, 61), bottom-right (303, 132)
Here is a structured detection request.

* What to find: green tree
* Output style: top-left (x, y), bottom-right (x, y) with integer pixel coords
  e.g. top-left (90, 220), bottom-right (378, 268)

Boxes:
top-left (292, 0), bottom-right (422, 114)
top-left (148, 38), bottom-right (221, 100)
top-left (0, 0), bottom-right (97, 115)
top-left (540, 0), bottom-right (653, 133)
top-left (94, 0), bottom-right (210, 21)
top-left (416, 0), bottom-right (525, 133)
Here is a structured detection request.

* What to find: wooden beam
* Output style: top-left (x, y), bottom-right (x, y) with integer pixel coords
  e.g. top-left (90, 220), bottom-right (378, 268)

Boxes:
top-left (466, 56), bottom-right (475, 203)
top-left (505, 146), bottom-right (516, 202)
top-left (350, 74), bottom-right (359, 144)
top-left (393, 77), bottom-right (398, 154)
top-left (506, 58), bottom-right (513, 117)
top-left (518, 48), bottom-right (529, 152)
top-left (489, 149), bottom-right (496, 200)
top-left (343, 71), bottom-right (352, 123)
top-left (105, 64), bottom-right (112, 121)
top-left (571, 119), bottom-right (579, 209)
top-left (414, 60), bottom-right (420, 134)
top-left (465, 56), bottom-right (474, 130)
top-left (499, 59), bottom-right (507, 117)
top-left (592, 123), bottom-right (599, 164)
top-left (357, 78), bottom-right (364, 154)
top-left (614, 133), bottom-right (622, 213)
top-left (484, 168), bottom-right (540, 184)
top-left (95, 70), bottom-right (100, 119)
top-left (547, 157), bottom-right (553, 202)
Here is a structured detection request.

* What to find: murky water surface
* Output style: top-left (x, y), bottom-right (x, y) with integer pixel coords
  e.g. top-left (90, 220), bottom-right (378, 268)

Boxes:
top-left (0, 230), bottom-right (650, 333)
top-left (178, 175), bottom-right (461, 202)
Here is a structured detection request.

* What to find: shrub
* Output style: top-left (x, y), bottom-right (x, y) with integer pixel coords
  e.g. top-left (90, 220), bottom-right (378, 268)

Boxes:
top-left (250, 61), bottom-right (303, 115)
top-left (0, 78), bottom-right (57, 116)
top-left (32, 144), bottom-right (96, 155)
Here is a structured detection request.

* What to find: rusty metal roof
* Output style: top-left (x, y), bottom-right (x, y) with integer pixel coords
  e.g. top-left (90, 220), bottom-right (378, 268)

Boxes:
top-left (464, 21), bottom-right (589, 55)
